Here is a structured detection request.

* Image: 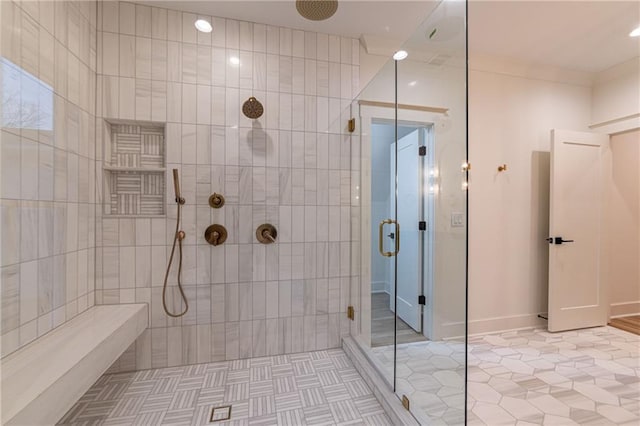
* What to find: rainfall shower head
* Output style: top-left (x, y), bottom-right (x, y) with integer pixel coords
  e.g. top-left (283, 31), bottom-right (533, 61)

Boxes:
top-left (296, 0), bottom-right (338, 21)
top-left (242, 97), bottom-right (264, 119)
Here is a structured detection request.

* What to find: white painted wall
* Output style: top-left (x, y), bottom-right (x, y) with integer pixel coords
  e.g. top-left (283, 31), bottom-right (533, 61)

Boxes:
top-left (591, 58), bottom-right (640, 130)
top-left (606, 130), bottom-right (640, 317)
top-left (358, 48), bottom-right (640, 335)
top-left (468, 59), bottom-right (593, 334)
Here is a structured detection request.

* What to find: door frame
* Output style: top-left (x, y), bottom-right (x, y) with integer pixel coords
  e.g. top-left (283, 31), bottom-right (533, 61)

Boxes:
top-left (359, 103), bottom-right (440, 342)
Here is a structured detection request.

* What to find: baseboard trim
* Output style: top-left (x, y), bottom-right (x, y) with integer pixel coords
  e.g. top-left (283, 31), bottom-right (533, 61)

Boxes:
top-left (610, 301), bottom-right (640, 318)
top-left (467, 313), bottom-right (547, 335)
top-left (342, 337), bottom-right (419, 426)
top-left (371, 281), bottom-right (389, 294)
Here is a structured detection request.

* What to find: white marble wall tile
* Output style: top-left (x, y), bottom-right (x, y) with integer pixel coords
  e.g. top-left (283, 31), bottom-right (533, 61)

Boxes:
top-left (166, 41), bottom-right (181, 82)
top-left (89, 2), bottom-right (359, 370)
top-left (195, 46), bottom-right (211, 85)
top-left (134, 4), bottom-right (151, 38)
top-left (119, 35), bottom-right (135, 77)
top-left (135, 78), bottom-right (152, 120)
top-left (135, 37), bottom-right (152, 79)
top-left (239, 21), bottom-right (252, 51)
top-left (292, 30), bottom-right (304, 58)
top-left (118, 2), bottom-right (135, 35)
top-left (182, 13), bottom-right (197, 44)
top-left (165, 10), bottom-right (181, 43)
top-left (196, 85), bottom-right (211, 125)
top-left (1, 264), bottom-right (20, 334)
top-left (182, 83), bottom-right (197, 124)
top-left (151, 7), bottom-right (168, 40)
top-left (197, 16), bottom-right (212, 46)
top-left (182, 44), bottom-right (197, 83)
top-left (20, 201), bottom-right (38, 262)
top-left (118, 77), bottom-right (135, 119)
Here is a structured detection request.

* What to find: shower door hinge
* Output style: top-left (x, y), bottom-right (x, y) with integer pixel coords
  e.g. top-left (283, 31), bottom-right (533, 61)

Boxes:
top-left (418, 146), bottom-right (426, 156)
top-left (418, 295), bottom-right (426, 305)
top-left (402, 395), bottom-right (410, 411)
top-left (347, 305), bottom-right (355, 320)
top-left (419, 221), bottom-right (426, 231)
top-left (348, 118), bottom-right (356, 133)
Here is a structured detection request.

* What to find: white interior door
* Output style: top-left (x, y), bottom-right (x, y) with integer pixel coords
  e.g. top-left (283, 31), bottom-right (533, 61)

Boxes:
top-left (390, 129), bottom-right (422, 332)
top-left (548, 129), bottom-right (609, 332)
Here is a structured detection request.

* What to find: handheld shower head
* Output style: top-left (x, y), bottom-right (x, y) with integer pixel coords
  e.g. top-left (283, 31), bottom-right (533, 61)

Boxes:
top-left (172, 169), bottom-right (185, 204)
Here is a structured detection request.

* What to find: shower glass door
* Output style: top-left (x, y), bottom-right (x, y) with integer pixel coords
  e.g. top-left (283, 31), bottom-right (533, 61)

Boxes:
top-left (351, 0), bottom-right (468, 424)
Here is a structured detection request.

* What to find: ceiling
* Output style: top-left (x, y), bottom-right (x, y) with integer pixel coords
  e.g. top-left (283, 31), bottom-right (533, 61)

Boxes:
top-left (138, 1), bottom-right (438, 43)
top-left (469, 1), bottom-right (640, 73)
top-left (136, 0), bottom-right (640, 73)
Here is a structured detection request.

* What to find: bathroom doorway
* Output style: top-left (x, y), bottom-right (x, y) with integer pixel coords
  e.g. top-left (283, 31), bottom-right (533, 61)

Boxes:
top-left (370, 119), bottom-right (433, 347)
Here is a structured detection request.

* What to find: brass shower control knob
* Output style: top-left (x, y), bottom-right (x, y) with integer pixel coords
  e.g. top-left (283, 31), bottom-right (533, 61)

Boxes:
top-left (209, 193), bottom-right (225, 208)
top-left (256, 224), bottom-right (277, 244)
top-left (204, 224), bottom-right (228, 246)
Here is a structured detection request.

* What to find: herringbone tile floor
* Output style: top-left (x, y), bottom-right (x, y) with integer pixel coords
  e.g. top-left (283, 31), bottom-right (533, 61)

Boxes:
top-left (58, 349), bottom-right (392, 425)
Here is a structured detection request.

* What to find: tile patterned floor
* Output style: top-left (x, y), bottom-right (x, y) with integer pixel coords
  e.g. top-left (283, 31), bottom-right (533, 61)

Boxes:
top-left (59, 349), bottom-right (392, 426)
top-left (371, 339), bottom-right (466, 425)
top-left (370, 326), bottom-right (640, 425)
top-left (61, 326), bottom-right (640, 425)
top-left (467, 326), bottom-right (640, 426)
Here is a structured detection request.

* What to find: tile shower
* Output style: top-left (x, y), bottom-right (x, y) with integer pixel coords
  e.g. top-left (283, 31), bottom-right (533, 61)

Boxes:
top-left (94, 1), bottom-right (361, 372)
top-left (1, 0), bottom-right (98, 357)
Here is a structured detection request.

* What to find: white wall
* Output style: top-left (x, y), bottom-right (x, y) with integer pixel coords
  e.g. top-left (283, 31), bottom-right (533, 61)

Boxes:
top-left (468, 58), bottom-right (593, 334)
top-left (591, 58), bottom-right (640, 131)
top-left (606, 129), bottom-right (640, 317)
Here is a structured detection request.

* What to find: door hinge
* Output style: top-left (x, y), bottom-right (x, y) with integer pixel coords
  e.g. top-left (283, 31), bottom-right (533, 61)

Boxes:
top-left (348, 118), bottom-right (356, 133)
top-left (402, 395), bottom-right (410, 411)
top-left (418, 295), bottom-right (426, 305)
top-left (419, 221), bottom-right (426, 231)
top-left (347, 306), bottom-right (355, 320)
top-left (418, 146), bottom-right (426, 156)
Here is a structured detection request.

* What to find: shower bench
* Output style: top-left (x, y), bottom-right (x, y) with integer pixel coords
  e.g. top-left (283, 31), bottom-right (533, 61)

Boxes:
top-left (1, 304), bottom-right (148, 425)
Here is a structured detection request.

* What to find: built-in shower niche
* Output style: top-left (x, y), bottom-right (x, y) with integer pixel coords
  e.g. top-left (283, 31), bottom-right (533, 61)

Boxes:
top-left (103, 120), bottom-right (166, 216)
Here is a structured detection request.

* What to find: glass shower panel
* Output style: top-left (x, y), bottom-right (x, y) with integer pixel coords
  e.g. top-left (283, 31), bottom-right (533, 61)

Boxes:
top-left (347, 0), bottom-right (468, 424)
top-left (352, 57), bottom-right (400, 392)
top-left (394, 0), bottom-right (467, 423)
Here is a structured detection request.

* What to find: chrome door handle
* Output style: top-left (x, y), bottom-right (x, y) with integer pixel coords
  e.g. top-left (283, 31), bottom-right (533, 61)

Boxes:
top-left (379, 219), bottom-right (400, 257)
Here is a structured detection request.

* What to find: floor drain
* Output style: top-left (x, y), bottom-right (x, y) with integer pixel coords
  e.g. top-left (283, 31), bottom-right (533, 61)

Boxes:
top-left (209, 405), bottom-right (232, 423)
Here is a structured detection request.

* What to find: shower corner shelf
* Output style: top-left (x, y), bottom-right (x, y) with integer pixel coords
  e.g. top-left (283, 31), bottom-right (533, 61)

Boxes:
top-left (103, 121), bottom-right (167, 217)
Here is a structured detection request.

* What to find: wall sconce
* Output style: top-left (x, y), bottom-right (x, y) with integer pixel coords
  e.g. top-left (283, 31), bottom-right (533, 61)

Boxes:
top-left (461, 162), bottom-right (471, 172)
top-left (498, 164), bottom-right (508, 172)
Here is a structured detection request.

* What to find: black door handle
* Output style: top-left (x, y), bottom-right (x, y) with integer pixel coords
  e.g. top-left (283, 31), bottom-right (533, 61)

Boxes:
top-left (547, 236), bottom-right (574, 245)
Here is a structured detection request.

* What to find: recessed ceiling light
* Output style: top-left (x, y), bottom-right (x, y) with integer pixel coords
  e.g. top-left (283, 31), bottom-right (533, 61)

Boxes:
top-left (195, 19), bottom-right (212, 33)
top-left (229, 56), bottom-right (240, 65)
top-left (393, 50), bottom-right (408, 61)
top-left (630, 26), bottom-right (640, 37)
top-left (408, 80), bottom-right (417, 87)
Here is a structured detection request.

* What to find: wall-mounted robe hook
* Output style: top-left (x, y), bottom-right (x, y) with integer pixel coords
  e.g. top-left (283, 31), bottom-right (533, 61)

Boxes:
top-left (498, 164), bottom-right (508, 172)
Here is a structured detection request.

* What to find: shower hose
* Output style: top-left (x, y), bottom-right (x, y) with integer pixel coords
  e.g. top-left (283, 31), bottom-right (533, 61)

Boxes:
top-left (162, 199), bottom-right (189, 317)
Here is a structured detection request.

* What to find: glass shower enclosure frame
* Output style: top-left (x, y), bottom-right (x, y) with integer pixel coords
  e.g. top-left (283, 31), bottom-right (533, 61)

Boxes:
top-left (346, 0), bottom-right (468, 424)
